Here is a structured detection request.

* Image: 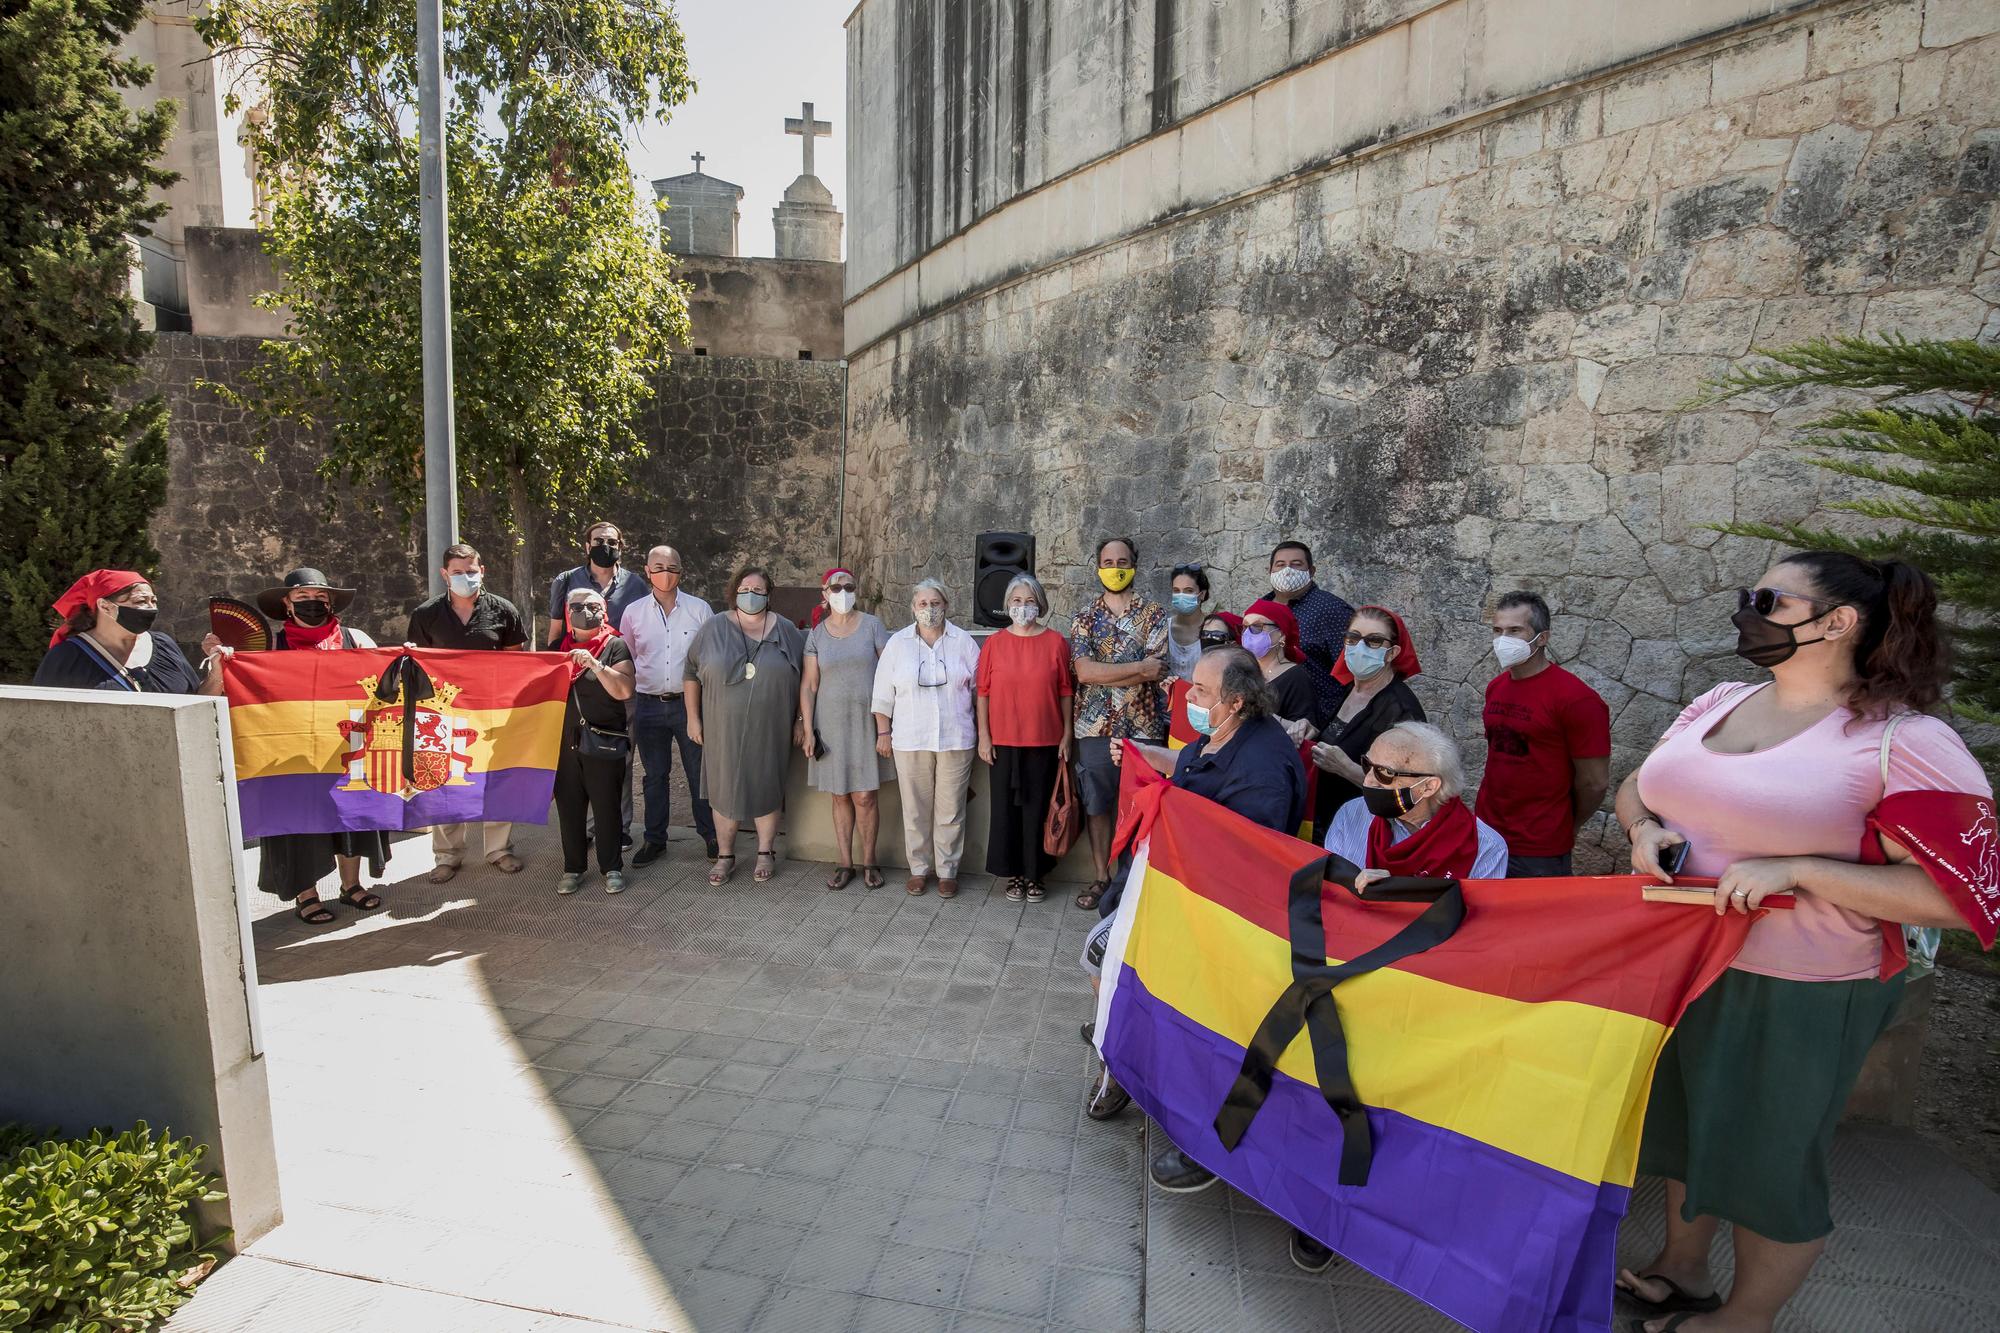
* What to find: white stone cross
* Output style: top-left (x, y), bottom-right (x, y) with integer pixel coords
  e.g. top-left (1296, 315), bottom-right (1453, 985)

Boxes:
top-left (784, 101), bottom-right (832, 179)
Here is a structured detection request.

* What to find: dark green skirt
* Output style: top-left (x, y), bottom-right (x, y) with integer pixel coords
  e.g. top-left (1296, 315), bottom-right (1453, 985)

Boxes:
top-left (1638, 966), bottom-right (1905, 1243)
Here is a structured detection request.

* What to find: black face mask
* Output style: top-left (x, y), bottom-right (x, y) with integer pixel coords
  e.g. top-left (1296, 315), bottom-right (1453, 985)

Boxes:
top-left (588, 543), bottom-right (620, 569)
top-left (290, 601), bottom-right (331, 627)
top-left (1198, 633), bottom-right (1232, 649)
top-left (113, 604), bottom-right (158, 634)
top-left (1362, 783), bottom-right (1421, 820)
top-left (1731, 607), bottom-right (1829, 669)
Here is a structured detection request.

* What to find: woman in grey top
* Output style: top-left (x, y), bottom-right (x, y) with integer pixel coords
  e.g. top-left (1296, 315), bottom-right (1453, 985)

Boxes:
top-left (799, 568), bottom-right (892, 890)
top-left (685, 566), bottom-right (806, 885)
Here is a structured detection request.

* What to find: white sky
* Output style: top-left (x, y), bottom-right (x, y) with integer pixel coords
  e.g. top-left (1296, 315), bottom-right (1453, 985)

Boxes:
top-left (625, 2), bottom-right (850, 259)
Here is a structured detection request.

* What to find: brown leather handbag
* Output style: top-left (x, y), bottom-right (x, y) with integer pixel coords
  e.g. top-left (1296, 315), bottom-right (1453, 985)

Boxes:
top-left (1043, 758), bottom-right (1081, 858)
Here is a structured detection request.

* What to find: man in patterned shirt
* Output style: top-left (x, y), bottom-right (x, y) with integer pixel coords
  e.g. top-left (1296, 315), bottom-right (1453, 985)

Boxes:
top-left (1070, 536), bottom-right (1169, 908)
top-left (1267, 539), bottom-right (1353, 718)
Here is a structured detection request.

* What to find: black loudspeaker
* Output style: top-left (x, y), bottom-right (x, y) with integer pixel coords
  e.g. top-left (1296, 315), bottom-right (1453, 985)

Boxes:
top-left (973, 531), bottom-right (1036, 628)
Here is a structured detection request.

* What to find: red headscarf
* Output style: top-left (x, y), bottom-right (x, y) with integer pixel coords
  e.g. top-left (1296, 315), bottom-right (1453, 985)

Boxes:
top-left (1331, 605), bottom-right (1423, 684)
top-left (810, 567), bottom-right (857, 628)
top-left (49, 569), bottom-right (147, 647)
top-left (1242, 599), bottom-right (1306, 665)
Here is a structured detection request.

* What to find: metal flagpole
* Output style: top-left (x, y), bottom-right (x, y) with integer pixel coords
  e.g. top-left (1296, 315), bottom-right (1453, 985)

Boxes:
top-left (417, 0), bottom-right (458, 595)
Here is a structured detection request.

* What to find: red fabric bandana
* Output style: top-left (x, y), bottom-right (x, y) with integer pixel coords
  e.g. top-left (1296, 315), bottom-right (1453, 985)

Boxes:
top-left (1331, 605), bottom-right (1423, 685)
top-left (1243, 599), bottom-right (1307, 665)
top-left (1864, 789), bottom-right (1999, 977)
top-left (1365, 797), bottom-right (1481, 879)
top-left (555, 625), bottom-right (620, 678)
top-left (280, 614), bottom-right (343, 650)
top-left (49, 569), bottom-right (147, 646)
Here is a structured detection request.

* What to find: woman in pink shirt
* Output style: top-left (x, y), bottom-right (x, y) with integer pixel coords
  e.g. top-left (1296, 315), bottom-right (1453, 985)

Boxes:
top-left (1612, 552), bottom-right (1990, 1333)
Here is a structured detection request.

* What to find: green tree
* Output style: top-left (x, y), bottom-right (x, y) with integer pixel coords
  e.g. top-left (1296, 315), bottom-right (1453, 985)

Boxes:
top-left (198, 0), bottom-right (694, 635)
top-left (0, 0), bottom-right (175, 679)
top-left (1706, 336), bottom-right (1998, 764)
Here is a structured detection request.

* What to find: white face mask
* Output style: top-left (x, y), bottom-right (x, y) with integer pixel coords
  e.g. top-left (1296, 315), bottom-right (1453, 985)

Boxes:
top-left (1493, 633), bottom-right (1541, 670)
top-left (826, 589), bottom-right (856, 615)
top-left (1008, 604), bottom-right (1039, 626)
top-left (448, 571), bottom-right (482, 597)
top-left (914, 606), bottom-right (945, 629)
top-left (1270, 567), bottom-right (1311, 595)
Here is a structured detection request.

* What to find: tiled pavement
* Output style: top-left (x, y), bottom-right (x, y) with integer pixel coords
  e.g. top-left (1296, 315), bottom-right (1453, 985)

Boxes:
top-left (165, 817), bottom-right (2000, 1332)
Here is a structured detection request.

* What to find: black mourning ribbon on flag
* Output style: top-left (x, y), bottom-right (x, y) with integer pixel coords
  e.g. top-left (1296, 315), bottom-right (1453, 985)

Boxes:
top-left (370, 652), bottom-right (435, 795)
top-left (1212, 852), bottom-right (1466, 1188)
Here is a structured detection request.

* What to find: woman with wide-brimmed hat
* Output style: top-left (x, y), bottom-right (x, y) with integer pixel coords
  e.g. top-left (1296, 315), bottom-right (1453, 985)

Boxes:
top-left (251, 567), bottom-right (392, 925)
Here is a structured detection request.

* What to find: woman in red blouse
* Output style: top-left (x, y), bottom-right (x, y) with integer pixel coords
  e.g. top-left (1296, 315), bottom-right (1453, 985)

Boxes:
top-left (975, 574), bottom-right (1074, 901)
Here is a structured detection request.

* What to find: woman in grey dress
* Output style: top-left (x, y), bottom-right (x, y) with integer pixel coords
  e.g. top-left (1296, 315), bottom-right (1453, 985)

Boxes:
top-left (684, 566), bottom-right (806, 885)
top-left (799, 568), bottom-right (892, 890)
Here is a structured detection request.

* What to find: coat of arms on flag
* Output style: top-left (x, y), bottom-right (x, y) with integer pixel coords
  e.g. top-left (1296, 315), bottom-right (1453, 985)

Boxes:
top-left (337, 671), bottom-right (478, 799)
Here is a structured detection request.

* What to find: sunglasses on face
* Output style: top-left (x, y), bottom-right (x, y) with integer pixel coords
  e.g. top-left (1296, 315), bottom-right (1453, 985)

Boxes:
top-left (1737, 586), bottom-right (1838, 619)
top-left (1362, 761), bottom-right (1433, 785)
top-left (826, 583), bottom-right (857, 594)
top-left (1343, 632), bottom-right (1394, 650)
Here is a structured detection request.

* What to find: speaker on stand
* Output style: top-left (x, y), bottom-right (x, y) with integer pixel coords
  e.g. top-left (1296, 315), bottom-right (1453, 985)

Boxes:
top-left (973, 532), bottom-right (1036, 628)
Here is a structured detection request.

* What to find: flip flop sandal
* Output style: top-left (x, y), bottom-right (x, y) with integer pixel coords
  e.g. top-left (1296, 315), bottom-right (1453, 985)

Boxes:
top-left (754, 850), bottom-right (778, 883)
top-left (294, 895), bottom-right (336, 925)
top-left (1005, 878), bottom-right (1026, 902)
top-left (827, 866), bottom-right (856, 891)
top-left (339, 886), bottom-right (384, 911)
top-left (708, 855), bottom-right (736, 886)
top-left (1616, 1275), bottom-right (1721, 1316)
top-left (1026, 882), bottom-right (1046, 902)
top-left (1075, 880), bottom-right (1108, 910)
top-left (1628, 1314), bottom-right (1711, 1333)
top-left (862, 865), bottom-right (884, 889)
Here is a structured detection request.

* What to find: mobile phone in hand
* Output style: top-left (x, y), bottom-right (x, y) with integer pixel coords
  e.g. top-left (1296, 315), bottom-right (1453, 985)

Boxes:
top-left (1659, 840), bottom-right (1692, 876)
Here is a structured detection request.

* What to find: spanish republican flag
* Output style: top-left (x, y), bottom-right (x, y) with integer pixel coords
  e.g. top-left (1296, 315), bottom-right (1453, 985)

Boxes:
top-left (1096, 775), bottom-right (1752, 1333)
top-left (223, 648), bottom-right (569, 837)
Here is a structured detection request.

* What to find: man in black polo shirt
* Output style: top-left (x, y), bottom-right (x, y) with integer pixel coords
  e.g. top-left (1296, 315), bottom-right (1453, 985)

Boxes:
top-left (406, 542), bottom-right (530, 883)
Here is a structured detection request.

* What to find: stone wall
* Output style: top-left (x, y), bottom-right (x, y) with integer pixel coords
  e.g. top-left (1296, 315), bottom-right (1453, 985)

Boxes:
top-left (143, 335), bottom-right (844, 645)
top-left (842, 0), bottom-right (2000, 868)
top-left (674, 255), bottom-right (846, 360)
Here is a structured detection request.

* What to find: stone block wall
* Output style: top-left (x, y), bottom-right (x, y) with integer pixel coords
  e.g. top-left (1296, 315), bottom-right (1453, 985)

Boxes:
top-left (842, 0), bottom-right (1999, 868)
top-left (141, 335), bottom-right (843, 646)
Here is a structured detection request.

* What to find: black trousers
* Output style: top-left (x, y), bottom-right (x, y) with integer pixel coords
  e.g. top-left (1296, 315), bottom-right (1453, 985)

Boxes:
top-left (556, 745), bottom-right (626, 874)
top-left (985, 744), bottom-right (1060, 879)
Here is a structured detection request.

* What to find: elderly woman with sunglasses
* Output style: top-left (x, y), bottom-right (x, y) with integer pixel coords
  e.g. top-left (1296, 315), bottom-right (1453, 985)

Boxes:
top-left (1321, 721), bottom-right (1509, 883)
top-left (1613, 552), bottom-right (1991, 1333)
top-left (800, 568), bottom-right (892, 889)
top-left (1309, 605), bottom-right (1426, 832)
top-left (871, 579), bottom-right (981, 898)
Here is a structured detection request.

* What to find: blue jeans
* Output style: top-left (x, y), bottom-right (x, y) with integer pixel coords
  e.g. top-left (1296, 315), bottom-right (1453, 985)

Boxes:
top-left (634, 694), bottom-right (714, 846)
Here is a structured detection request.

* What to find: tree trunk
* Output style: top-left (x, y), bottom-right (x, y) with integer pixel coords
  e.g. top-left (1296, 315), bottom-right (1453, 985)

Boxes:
top-left (507, 468), bottom-right (542, 648)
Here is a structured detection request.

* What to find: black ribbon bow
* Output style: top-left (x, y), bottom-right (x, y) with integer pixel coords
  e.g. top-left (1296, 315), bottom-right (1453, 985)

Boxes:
top-left (370, 652), bottom-right (435, 796)
top-left (1212, 851), bottom-right (1466, 1188)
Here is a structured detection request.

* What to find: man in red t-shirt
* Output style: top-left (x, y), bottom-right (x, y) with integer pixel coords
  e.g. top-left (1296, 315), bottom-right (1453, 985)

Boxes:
top-left (1474, 591), bottom-right (1611, 877)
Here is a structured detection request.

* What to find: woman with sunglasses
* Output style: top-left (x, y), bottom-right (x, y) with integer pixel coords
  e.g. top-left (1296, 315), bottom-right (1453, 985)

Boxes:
top-left (1309, 605), bottom-right (1426, 833)
top-left (684, 566), bottom-right (806, 886)
top-left (1321, 721), bottom-right (1508, 885)
top-left (799, 568), bottom-right (891, 890)
top-left (871, 579), bottom-right (981, 897)
top-left (1613, 552), bottom-right (1991, 1333)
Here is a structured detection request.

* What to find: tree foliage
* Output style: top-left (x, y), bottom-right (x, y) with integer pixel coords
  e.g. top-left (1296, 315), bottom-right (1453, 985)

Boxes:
top-left (0, 0), bottom-right (176, 679)
top-left (1706, 335), bottom-right (1999, 759)
top-left (198, 0), bottom-right (694, 630)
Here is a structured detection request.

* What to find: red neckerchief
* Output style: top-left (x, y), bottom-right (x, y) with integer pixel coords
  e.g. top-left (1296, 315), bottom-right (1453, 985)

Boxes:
top-left (1365, 797), bottom-right (1481, 879)
top-left (281, 615), bottom-right (343, 650)
top-left (1863, 789), bottom-right (1999, 978)
top-left (556, 625), bottom-right (620, 678)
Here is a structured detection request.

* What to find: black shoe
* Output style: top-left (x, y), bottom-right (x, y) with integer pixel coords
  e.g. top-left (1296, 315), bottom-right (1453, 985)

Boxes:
top-left (1085, 1066), bottom-right (1130, 1121)
top-left (632, 842), bottom-right (666, 867)
top-left (1079, 1021), bottom-right (1094, 1045)
top-left (703, 838), bottom-right (720, 859)
top-left (1149, 1147), bottom-right (1218, 1193)
top-left (621, 833), bottom-right (634, 850)
top-left (1290, 1228), bottom-right (1337, 1274)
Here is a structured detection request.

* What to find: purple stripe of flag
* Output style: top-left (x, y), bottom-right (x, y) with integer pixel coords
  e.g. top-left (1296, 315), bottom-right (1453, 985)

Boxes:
top-left (1105, 965), bottom-right (1628, 1333)
top-left (236, 767), bottom-right (555, 838)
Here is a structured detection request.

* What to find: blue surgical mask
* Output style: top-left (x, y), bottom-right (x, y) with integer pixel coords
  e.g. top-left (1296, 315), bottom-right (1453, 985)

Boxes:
top-left (1345, 641), bottom-right (1389, 678)
top-left (736, 590), bottom-right (769, 614)
top-left (448, 572), bottom-right (482, 597)
top-left (1170, 592), bottom-right (1202, 615)
top-left (1185, 700), bottom-right (1215, 736)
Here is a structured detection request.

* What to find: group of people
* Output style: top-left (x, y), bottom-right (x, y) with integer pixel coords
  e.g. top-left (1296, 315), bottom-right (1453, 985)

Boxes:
top-left (33, 532), bottom-right (1994, 1333)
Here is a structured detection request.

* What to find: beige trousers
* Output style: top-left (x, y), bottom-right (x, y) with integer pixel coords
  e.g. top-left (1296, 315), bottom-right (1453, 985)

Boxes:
top-left (892, 748), bottom-right (976, 877)
top-left (431, 821), bottom-right (516, 867)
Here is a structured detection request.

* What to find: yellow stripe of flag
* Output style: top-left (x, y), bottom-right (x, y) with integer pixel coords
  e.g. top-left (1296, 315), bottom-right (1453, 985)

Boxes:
top-left (230, 698), bottom-right (569, 780)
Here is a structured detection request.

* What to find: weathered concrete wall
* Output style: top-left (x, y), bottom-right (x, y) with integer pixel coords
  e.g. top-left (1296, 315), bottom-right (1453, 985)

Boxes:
top-left (0, 687), bottom-right (281, 1252)
top-left (673, 255), bottom-right (847, 360)
top-left (843, 0), bottom-right (2000, 868)
top-left (185, 227), bottom-right (292, 339)
top-left (140, 335), bottom-right (843, 645)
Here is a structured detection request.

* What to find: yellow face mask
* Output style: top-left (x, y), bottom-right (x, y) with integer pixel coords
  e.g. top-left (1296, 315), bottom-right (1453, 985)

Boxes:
top-left (1097, 567), bottom-right (1136, 593)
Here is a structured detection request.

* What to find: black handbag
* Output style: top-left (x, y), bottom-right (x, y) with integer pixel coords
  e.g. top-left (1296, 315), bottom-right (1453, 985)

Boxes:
top-left (570, 685), bottom-right (631, 761)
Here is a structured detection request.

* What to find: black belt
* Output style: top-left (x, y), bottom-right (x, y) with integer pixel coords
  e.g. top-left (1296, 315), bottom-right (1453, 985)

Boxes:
top-left (1212, 851), bottom-right (1465, 1188)
top-left (646, 691), bottom-right (682, 701)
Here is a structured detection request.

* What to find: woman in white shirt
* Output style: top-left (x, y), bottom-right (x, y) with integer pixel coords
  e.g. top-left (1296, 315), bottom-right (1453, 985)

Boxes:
top-left (872, 579), bottom-right (981, 898)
